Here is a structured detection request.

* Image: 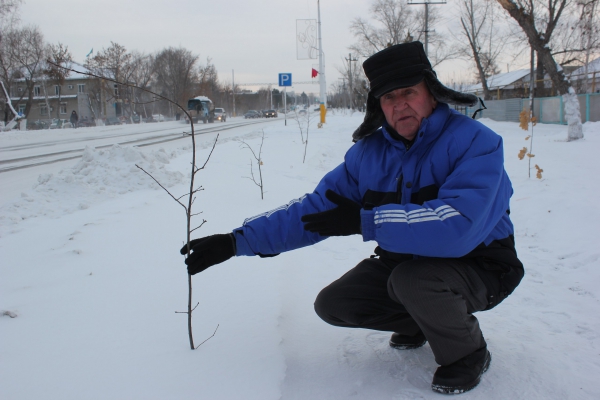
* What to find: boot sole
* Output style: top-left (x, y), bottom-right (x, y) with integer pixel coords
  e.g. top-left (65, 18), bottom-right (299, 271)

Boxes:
top-left (389, 339), bottom-right (427, 350)
top-left (431, 351), bottom-right (492, 395)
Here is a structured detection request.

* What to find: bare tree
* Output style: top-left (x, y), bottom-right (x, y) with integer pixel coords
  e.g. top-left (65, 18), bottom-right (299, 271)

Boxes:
top-left (128, 52), bottom-right (154, 118)
top-left (0, 0), bottom-right (21, 16)
top-left (350, 0), bottom-right (454, 67)
top-left (497, 0), bottom-right (583, 141)
top-left (455, 0), bottom-right (505, 99)
top-left (334, 53), bottom-right (365, 109)
top-left (85, 42), bottom-right (136, 118)
top-left (44, 43), bottom-right (73, 119)
top-left (350, 0), bottom-right (418, 56)
top-left (0, 0), bottom-right (21, 48)
top-left (196, 57), bottom-right (220, 98)
top-left (0, 0), bottom-right (20, 125)
top-left (2, 25), bottom-right (46, 117)
top-left (576, 0), bottom-right (599, 92)
top-left (153, 47), bottom-right (199, 114)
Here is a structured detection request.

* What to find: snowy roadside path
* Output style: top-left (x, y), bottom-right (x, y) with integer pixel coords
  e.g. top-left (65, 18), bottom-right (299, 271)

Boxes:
top-left (0, 118), bottom-right (280, 173)
top-left (1, 115), bottom-right (599, 399)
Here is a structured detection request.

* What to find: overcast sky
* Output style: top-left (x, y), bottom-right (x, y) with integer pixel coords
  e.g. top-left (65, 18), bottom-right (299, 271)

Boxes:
top-left (18, 0), bottom-right (521, 96)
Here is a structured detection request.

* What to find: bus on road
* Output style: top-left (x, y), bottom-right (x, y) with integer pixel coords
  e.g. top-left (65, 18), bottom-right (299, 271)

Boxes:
top-left (187, 96), bottom-right (215, 123)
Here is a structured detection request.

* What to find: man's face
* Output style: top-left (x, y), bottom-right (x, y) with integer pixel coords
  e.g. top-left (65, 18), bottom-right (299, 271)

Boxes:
top-left (379, 81), bottom-right (437, 141)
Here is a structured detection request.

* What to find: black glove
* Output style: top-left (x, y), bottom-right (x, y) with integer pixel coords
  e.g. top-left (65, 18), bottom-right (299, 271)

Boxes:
top-left (180, 233), bottom-right (236, 275)
top-left (301, 190), bottom-right (362, 236)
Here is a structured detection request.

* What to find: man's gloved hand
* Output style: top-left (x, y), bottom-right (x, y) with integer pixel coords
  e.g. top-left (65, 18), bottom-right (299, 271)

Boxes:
top-left (180, 233), bottom-right (235, 275)
top-left (301, 190), bottom-right (362, 236)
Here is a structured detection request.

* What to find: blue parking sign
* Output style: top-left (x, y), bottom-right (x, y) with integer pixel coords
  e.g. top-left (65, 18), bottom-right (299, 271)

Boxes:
top-left (279, 73), bottom-right (292, 87)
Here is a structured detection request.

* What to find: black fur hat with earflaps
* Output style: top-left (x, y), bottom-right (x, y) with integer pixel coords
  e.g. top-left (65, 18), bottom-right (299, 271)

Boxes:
top-left (352, 42), bottom-right (478, 142)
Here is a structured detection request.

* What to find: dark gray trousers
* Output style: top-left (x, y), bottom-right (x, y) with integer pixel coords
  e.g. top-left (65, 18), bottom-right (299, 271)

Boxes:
top-left (314, 257), bottom-right (490, 366)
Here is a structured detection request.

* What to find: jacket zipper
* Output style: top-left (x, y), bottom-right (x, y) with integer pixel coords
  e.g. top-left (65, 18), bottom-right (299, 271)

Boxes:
top-left (396, 174), bottom-right (403, 203)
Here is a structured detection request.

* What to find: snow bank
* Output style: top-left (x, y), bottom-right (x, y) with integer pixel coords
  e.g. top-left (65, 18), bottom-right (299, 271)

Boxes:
top-left (0, 145), bottom-right (184, 232)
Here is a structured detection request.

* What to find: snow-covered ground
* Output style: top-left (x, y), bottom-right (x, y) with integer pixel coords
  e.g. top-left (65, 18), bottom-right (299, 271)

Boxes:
top-left (1, 112), bottom-right (599, 399)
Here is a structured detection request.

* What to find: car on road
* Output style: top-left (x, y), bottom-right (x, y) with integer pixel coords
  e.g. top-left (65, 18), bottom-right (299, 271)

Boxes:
top-left (214, 108), bottom-right (227, 122)
top-left (244, 110), bottom-right (260, 119)
top-left (264, 109), bottom-right (278, 118)
top-left (49, 119), bottom-right (73, 129)
top-left (106, 117), bottom-right (122, 126)
top-left (27, 120), bottom-right (50, 130)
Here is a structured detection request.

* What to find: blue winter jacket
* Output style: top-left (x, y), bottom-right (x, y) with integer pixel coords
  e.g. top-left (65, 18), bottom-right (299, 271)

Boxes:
top-left (233, 103), bottom-right (515, 261)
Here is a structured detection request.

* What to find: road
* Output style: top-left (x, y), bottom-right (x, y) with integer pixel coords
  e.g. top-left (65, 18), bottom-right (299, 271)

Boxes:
top-left (0, 116), bottom-right (282, 203)
top-left (0, 117), bottom-right (280, 173)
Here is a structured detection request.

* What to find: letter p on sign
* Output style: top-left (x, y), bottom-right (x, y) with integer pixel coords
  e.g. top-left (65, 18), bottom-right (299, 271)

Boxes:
top-left (279, 73), bottom-right (292, 87)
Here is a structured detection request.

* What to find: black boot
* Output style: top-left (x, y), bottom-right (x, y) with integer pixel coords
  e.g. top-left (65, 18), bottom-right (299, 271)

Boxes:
top-left (431, 347), bottom-right (491, 395)
top-left (389, 331), bottom-right (427, 350)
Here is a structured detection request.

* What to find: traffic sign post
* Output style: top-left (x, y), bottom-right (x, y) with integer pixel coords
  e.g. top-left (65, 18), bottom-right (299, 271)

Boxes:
top-left (279, 73), bottom-right (292, 126)
top-left (279, 73), bottom-right (292, 87)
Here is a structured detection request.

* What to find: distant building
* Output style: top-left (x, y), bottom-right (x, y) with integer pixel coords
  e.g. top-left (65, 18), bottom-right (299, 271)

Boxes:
top-left (463, 70), bottom-right (532, 100)
top-left (462, 62), bottom-right (597, 100)
top-left (9, 62), bottom-right (118, 124)
top-left (569, 57), bottom-right (600, 94)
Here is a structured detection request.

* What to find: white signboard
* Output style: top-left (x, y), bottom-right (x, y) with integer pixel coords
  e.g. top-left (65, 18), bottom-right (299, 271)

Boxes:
top-left (296, 19), bottom-right (318, 60)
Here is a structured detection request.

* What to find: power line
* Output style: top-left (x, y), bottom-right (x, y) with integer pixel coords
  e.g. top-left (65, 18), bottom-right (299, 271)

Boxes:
top-left (408, 0), bottom-right (447, 56)
top-left (345, 53), bottom-right (358, 108)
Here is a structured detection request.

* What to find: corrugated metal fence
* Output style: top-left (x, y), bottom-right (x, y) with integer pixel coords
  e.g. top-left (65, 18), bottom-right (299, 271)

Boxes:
top-left (454, 93), bottom-right (600, 123)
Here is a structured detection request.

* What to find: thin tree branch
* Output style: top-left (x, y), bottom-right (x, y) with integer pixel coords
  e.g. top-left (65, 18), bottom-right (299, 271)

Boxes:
top-left (194, 324), bottom-right (220, 349)
top-left (135, 164), bottom-right (187, 211)
top-left (190, 221), bottom-right (208, 233)
top-left (195, 135), bottom-right (220, 172)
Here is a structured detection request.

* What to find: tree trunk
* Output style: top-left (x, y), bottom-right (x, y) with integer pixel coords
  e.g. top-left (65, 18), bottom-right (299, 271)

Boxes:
top-left (497, 0), bottom-right (583, 141)
top-left (461, 17), bottom-right (491, 100)
top-left (535, 53), bottom-right (545, 96)
top-left (24, 79), bottom-right (34, 117)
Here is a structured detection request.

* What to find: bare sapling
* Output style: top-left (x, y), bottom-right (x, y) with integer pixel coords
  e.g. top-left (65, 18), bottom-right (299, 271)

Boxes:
top-left (293, 109), bottom-right (314, 163)
top-left (48, 61), bottom-right (220, 350)
top-left (517, 48), bottom-right (542, 180)
top-left (239, 129), bottom-right (265, 199)
top-left (518, 109), bottom-right (542, 179)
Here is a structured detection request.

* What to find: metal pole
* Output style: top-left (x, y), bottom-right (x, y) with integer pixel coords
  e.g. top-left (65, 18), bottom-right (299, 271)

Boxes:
top-left (232, 69), bottom-right (236, 117)
top-left (528, 47), bottom-right (535, 178)
top-left (317, 0), bottom-right (326, 125)
top-left (348, 53), bottom-right (352, 109)
top-left (284, 87), bottom-right (287, 126)
top-left (345, 53), bottom-right (358, 109)
top-left (408, 1), bottom-right (446, 55)
top-left (424, 2), bottom-right (429, 56)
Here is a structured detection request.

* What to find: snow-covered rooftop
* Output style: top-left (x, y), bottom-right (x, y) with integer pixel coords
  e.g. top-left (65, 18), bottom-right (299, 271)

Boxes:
top-left (569, 57), bottom-right (600, 79)
top-left (463, 69), bottom-right (531, 93)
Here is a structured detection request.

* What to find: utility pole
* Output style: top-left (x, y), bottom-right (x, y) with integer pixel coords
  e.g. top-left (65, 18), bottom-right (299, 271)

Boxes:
top-left (407, 0), bottom-right (446, 56)
top-left (232, 69), bottom-right (236, 117)
top-left (345, 53), bottom-right (358, 109)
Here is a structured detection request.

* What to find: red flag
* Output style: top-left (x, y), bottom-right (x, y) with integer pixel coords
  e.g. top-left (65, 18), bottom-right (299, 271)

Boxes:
top-left (311, 68), bottom-right (319, 78)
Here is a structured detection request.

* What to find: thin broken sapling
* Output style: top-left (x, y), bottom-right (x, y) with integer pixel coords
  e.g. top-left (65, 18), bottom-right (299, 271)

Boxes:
top-left (48, 61), bottom-right (219, 350)
top-left (239, 129), bottom-right (265, 199)
top-left (293, 109), bottom-right (315, 163)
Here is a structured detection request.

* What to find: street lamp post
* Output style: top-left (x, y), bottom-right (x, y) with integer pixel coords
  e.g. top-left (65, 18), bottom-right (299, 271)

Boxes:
top-left (317, 0), bottom-right (326, 125)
